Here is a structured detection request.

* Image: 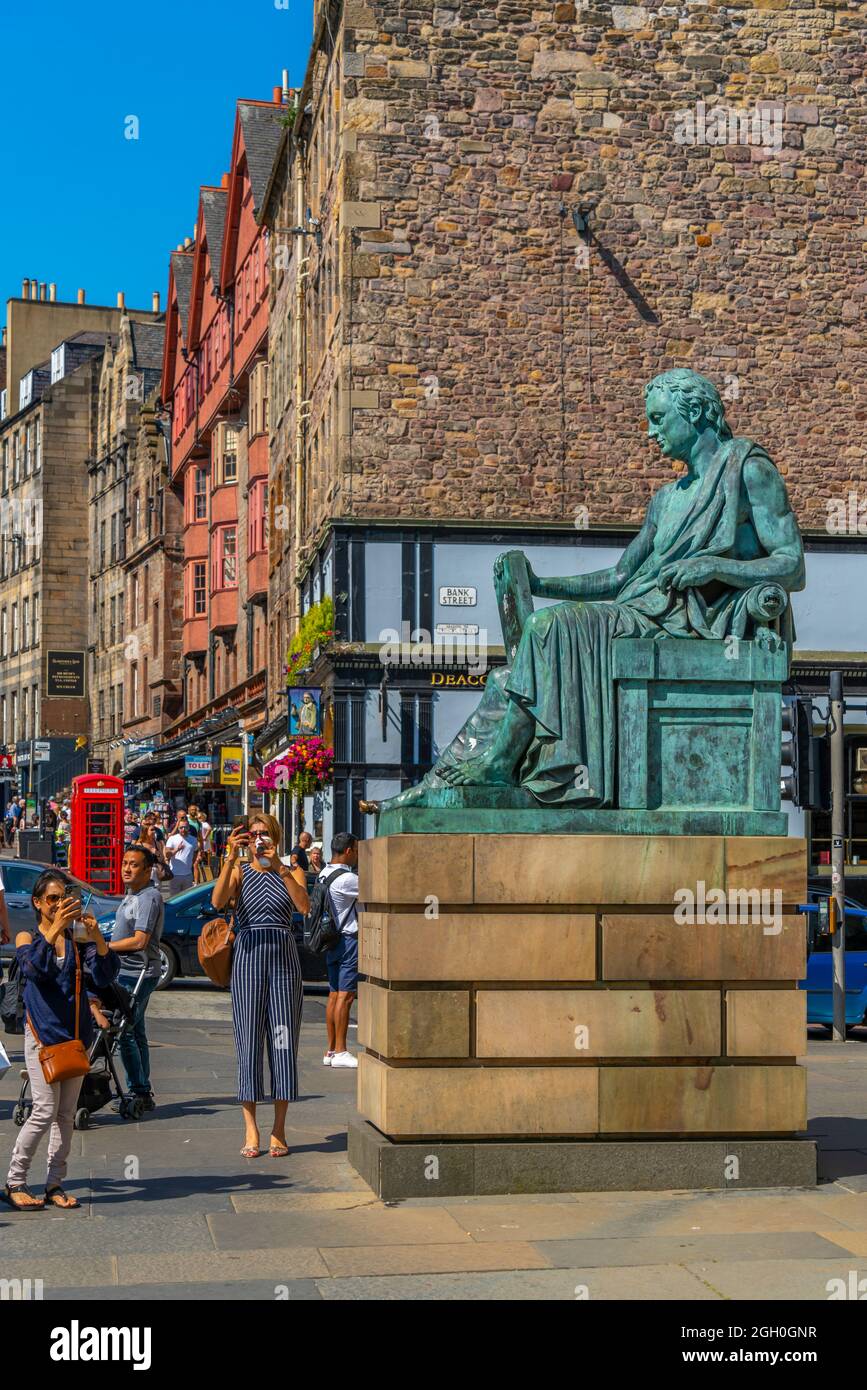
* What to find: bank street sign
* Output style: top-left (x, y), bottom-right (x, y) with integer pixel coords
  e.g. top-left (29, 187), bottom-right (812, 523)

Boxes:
top-left (439, 586), bottom-right (477, 607)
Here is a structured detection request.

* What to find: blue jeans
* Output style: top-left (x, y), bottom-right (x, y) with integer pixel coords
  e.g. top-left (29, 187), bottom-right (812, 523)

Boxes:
top-left (117, 974), bottom-right (159, 1096)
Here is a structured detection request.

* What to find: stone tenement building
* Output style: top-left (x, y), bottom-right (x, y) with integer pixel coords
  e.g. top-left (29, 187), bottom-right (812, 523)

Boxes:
top-left (0, 287), bottom-right (160, 804)
top-left (88, 311), bottom-right (166, 775)
top-left (258, 0), bottom-right (867, 845)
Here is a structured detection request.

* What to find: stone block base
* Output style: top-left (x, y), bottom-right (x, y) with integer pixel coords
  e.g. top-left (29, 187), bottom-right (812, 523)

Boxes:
top-left (355, 832), bottom-right (809, 1183)
top-left (348, 1118), bottom-right (818, 1200)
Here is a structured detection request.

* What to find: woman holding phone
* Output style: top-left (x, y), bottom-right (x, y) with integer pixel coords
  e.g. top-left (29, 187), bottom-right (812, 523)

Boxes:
top-left (3, 870), bottom-right (119, 1210)
top-left (211, 814), bottom-right (309, 1158)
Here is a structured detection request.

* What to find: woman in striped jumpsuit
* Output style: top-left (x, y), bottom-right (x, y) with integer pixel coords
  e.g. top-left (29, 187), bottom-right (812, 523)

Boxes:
top-left (211, 814), bottom-right (309, 1158)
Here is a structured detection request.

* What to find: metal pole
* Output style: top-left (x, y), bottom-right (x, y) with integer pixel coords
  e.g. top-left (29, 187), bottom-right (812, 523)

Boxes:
top-left (830, 671), bottom-right (847, 1043)
top-left (241, 732), bottom-right (249, 818)
top-left (29, 735), bottom-right (34, 816)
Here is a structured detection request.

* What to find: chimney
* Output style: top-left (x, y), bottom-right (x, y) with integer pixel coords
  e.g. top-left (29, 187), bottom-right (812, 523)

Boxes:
top-left (21, 279), bottom-right (29, 299)
top-left (273, 85), bottom-right (282, 104)
top-left (49, 283), bottom-right (57, 302)
top-left (30, 281), bottom-right (38, 300)
top-left (221, 172), bottom-right (229, 189)
top-left (117, 291), bottom-right (125, 309)
top-left (152, 291), bottom-right (160, 313)
top-left (39, 283), bottom-right (46, 301)
top-left (183, 236), bottom-right (192, 249)
top-left (282, 68), bottom-right (290, 100)
top-left (1, 329), bottom-right (6, 348)
top-left (77, 289), bottom-right (86, 304)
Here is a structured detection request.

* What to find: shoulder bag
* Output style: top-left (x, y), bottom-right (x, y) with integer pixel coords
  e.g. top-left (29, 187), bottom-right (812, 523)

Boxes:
top-left (27, 942), bottom-right (91, 1085)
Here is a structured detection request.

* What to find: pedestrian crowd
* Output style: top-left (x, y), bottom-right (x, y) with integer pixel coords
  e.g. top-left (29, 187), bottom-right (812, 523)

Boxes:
top-left (1, 806), bottom-right (360, 1207)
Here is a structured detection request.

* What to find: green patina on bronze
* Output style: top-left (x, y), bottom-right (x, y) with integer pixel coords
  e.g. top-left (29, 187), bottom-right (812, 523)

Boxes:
top-left (377, 369), bottom-right (805, 837)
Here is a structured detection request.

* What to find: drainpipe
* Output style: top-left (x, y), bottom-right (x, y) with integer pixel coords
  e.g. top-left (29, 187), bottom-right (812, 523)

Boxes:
top-left (293, 137), bottom-right (308, 636)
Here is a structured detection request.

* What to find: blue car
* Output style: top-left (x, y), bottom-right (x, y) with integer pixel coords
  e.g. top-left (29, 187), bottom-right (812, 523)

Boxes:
top-left (800, 881), bottom-right (867, 1026)
top-left (97, 881), bottom-right (327, 990)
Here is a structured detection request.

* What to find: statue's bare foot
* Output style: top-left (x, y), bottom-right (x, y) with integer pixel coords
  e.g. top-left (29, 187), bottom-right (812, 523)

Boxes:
top-left (437, 750), bottom-right (515, 786)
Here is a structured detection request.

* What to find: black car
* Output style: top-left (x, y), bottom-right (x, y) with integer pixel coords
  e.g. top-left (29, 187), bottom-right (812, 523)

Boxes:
top-left (0, 860), bottom-right (122, 965)
top-left (97, 880), bottom-right (327, 989)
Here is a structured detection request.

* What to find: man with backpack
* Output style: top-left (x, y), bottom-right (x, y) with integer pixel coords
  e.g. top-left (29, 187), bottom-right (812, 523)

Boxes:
top-left (310, 832), bottom-right (360, 1070)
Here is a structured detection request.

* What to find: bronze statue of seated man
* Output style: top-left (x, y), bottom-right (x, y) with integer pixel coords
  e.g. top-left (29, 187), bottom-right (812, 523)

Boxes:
top-left (378, 368), bottom-right (805, 815)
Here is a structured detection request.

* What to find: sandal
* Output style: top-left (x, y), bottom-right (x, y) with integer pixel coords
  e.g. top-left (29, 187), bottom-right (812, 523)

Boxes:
top-left (269, 1142), bottom-right (290, 1158)
top-left (240, 1145), bottom-right (261, 1159)
top-left (2, 1184), bottom-right (45, 1211)
top-left (45, 1186), bottom-right (81, 1210)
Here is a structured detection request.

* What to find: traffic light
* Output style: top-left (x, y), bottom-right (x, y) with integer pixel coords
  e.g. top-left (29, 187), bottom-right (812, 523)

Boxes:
top-left (781, 698), bottom-right (830, 810)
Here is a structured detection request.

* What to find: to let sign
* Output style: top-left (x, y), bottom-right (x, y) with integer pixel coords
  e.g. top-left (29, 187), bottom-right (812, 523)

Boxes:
top-left (46, 650), bottom-right (86, 699)
top-left (439, 586), bottom-right (477, 607)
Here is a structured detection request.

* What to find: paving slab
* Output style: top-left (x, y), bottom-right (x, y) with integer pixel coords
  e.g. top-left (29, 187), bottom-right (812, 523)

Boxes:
top-left (684, 1257), bottom-right (867, 1301)
top-left (318, 1241), bottom-right (553, 1277)
top-left (116, 1247), bottom-right (330, 1284)
top-left (0, 1212), bottom-right (215, 1257)
top-left (315, 1263), bottom-right (719, 1301)
top-left (43, 1280), bottom-right (323, 1301)
top-left (0, 1255), bottom-right (116, 1289)
top-left (207, 1205), bottom-right (471, 1250)
top-left (534, 1230), bottom-right (848, 1268)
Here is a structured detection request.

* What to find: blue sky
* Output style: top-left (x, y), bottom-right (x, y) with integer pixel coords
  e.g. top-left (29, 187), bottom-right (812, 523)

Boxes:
top-left (3, 0), bottom-right (312, 314)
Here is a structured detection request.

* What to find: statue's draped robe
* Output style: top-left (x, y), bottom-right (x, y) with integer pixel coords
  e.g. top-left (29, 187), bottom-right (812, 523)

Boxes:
top-left (428, 438), bottom-right (796, 807)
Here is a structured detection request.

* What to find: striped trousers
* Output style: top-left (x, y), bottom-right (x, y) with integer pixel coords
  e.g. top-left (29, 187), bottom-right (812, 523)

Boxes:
top-left (230, 928), bottom-right (303, 1103)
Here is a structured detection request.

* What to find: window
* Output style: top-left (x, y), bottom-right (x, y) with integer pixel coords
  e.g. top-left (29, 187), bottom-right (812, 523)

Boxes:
top-left (22, 688), bottom-right (29, 742)
top-left (130, 662), bottom-right (139, 719)
top-left (213, 424), bottom-right (238, 486)
top-left (132, 574), bottom-right (139, 627)
top-left (99, 601), bottom-right (105, 649)
top-left (133, 492), bottom-right (141, 536)
top-left (98, 687), bottom-right (105, 734)
top-left (32, 684), bottom-right (38, 738)
top-left (0, 609), bottom-right (6, 659)
top-left (99, 520), bottom-right (106, 570)
top-left (1, 536), bottom-right (7, 581)
top-left (11, 691), bottom-right (17, 744)
top-left (32, 593), bottom-right (39, 645)
top-left (118, 590), bottom-right (124, 641)
top-left (152, 600), bottom-right (159, 657)
top-left (109, 594), bottom-right (116, 646)
top-left (249, 362), bottom-right (269, 440)
top-left (248, 479), bottom-right (268, 556)
top-left (33, 418), bottom-right (41, 473)
top-left (22, 597), bottom-right (29, 649)
top-left (24, 426), bottom-right (32, 478)
top-left (194, 467), bottom-right (207, 520)
top-left (1, 440), bottom-right (8, 493)
top-left (110, 513), bottom-right (117, 565)
top-left (11, 603), bottom-right (18, 655)
top-left (13, 433), bottom-right (20, 485)
top-left (1, 695), bottom-right (6, 745)
top-left (211, 526), bottom-right (237, 592)
top-left (115, 683), bottom-right (123, 735)
top-left (191, 561), bottom-right (206, 616)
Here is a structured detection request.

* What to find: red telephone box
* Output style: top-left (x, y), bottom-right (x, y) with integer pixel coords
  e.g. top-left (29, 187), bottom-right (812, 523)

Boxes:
top-left (70, 774), bottom-right (125, 896)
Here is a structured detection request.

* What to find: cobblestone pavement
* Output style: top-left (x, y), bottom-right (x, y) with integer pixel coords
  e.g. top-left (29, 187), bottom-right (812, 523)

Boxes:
top-left (2, 982), bottom-right (867, 1301)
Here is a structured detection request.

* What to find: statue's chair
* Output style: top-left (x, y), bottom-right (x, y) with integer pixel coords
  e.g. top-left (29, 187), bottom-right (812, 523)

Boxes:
top-left (495, 550), bottom-right (790, 818)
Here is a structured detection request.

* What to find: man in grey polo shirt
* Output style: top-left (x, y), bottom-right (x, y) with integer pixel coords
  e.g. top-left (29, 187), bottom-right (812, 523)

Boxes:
top-left (108, 845), bottom-right (164, 1111)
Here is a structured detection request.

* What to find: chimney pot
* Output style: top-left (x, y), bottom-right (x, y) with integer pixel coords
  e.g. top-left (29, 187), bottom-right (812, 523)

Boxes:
top-left (77, 289), bottom-right (86, 305)
top-left (49, 283), bottom-right (57, 301)
top-left (221, 172), bottom-right (229, 189)
top-left (117, 291), bottom-right (125, 309)
top-left (22, 279), bottom-right (30, 298)
top-left (273, 85), bottom-right (282, 104)
top-left (39, 282), bottom-right (46, 301)
top-left (30, 281), bottom-right (38, 300)
top-left (152, 291), bottom-right (160, 313)
top-left (1, 328), bottom-right (6, 349)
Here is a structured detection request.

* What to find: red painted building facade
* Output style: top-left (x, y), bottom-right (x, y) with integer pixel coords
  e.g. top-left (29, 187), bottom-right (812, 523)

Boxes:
top-left (159, 96), bottom-right (285, 806)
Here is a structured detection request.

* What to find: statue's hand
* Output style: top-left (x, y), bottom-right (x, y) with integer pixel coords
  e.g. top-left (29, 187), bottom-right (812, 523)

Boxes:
top-left (659, 557), bottom-right (720, 592)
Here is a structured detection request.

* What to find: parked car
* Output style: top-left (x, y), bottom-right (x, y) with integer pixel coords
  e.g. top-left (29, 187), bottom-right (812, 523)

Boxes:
top-left (799, 878), bottom-right (867, 1026)
top-left (0, 860), bottom-right (121, 966)
top-left (96, 880), bottom-right (327, 990)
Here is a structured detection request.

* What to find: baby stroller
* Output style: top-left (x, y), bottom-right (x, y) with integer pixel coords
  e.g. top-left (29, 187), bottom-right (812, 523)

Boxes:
top-left (13, 968), bottom-right (150, 1131)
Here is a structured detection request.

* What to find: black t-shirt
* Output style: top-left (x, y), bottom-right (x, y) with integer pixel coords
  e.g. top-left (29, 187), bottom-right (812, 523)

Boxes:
top-left (291, 843), bottom-right (310, 871)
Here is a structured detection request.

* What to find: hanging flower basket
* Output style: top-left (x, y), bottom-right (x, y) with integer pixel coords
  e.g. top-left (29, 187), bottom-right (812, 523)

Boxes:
top-left (285, 596), bottom-right (335, 682)
top-left (256, 737), bottom-right (335, 799)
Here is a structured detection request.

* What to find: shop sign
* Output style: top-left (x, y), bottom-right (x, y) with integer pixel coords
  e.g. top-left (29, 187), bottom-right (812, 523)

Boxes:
top-left (289, 687), bottom-right (322, 738)
top-left (219, 746), bottom-right (243, 786)
top-left (46, 650), bottom-right (86, 698)
top-left (185, 755), bottom-right (212, 781)
top-left (430, 672), bottom-right (488, 687)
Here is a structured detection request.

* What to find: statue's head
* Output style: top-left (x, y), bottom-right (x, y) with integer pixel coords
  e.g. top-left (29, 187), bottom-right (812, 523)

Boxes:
top-left (644, 369), bottom-right (732, 462)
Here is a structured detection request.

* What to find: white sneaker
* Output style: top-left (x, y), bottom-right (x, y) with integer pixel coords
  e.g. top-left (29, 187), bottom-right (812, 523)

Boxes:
top-left (323, 1051), bottom-right (335, 1066)
top-left (330, 1051), bottom-right (358, 1069)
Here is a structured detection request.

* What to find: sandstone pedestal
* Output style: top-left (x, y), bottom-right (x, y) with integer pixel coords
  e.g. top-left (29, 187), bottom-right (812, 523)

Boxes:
top-left (350, 833), bottom-right (816, 1198)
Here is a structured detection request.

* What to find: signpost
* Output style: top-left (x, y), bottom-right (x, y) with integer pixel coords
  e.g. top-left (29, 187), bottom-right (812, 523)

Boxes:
top-left (830, 672), bottom-right (847, 1043)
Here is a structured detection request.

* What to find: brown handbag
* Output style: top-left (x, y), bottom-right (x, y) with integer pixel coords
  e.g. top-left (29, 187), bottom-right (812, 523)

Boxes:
top-left (28, 942), bottom-right (91, 1085)
top-left (197, 916), bottom-right (236, 988)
